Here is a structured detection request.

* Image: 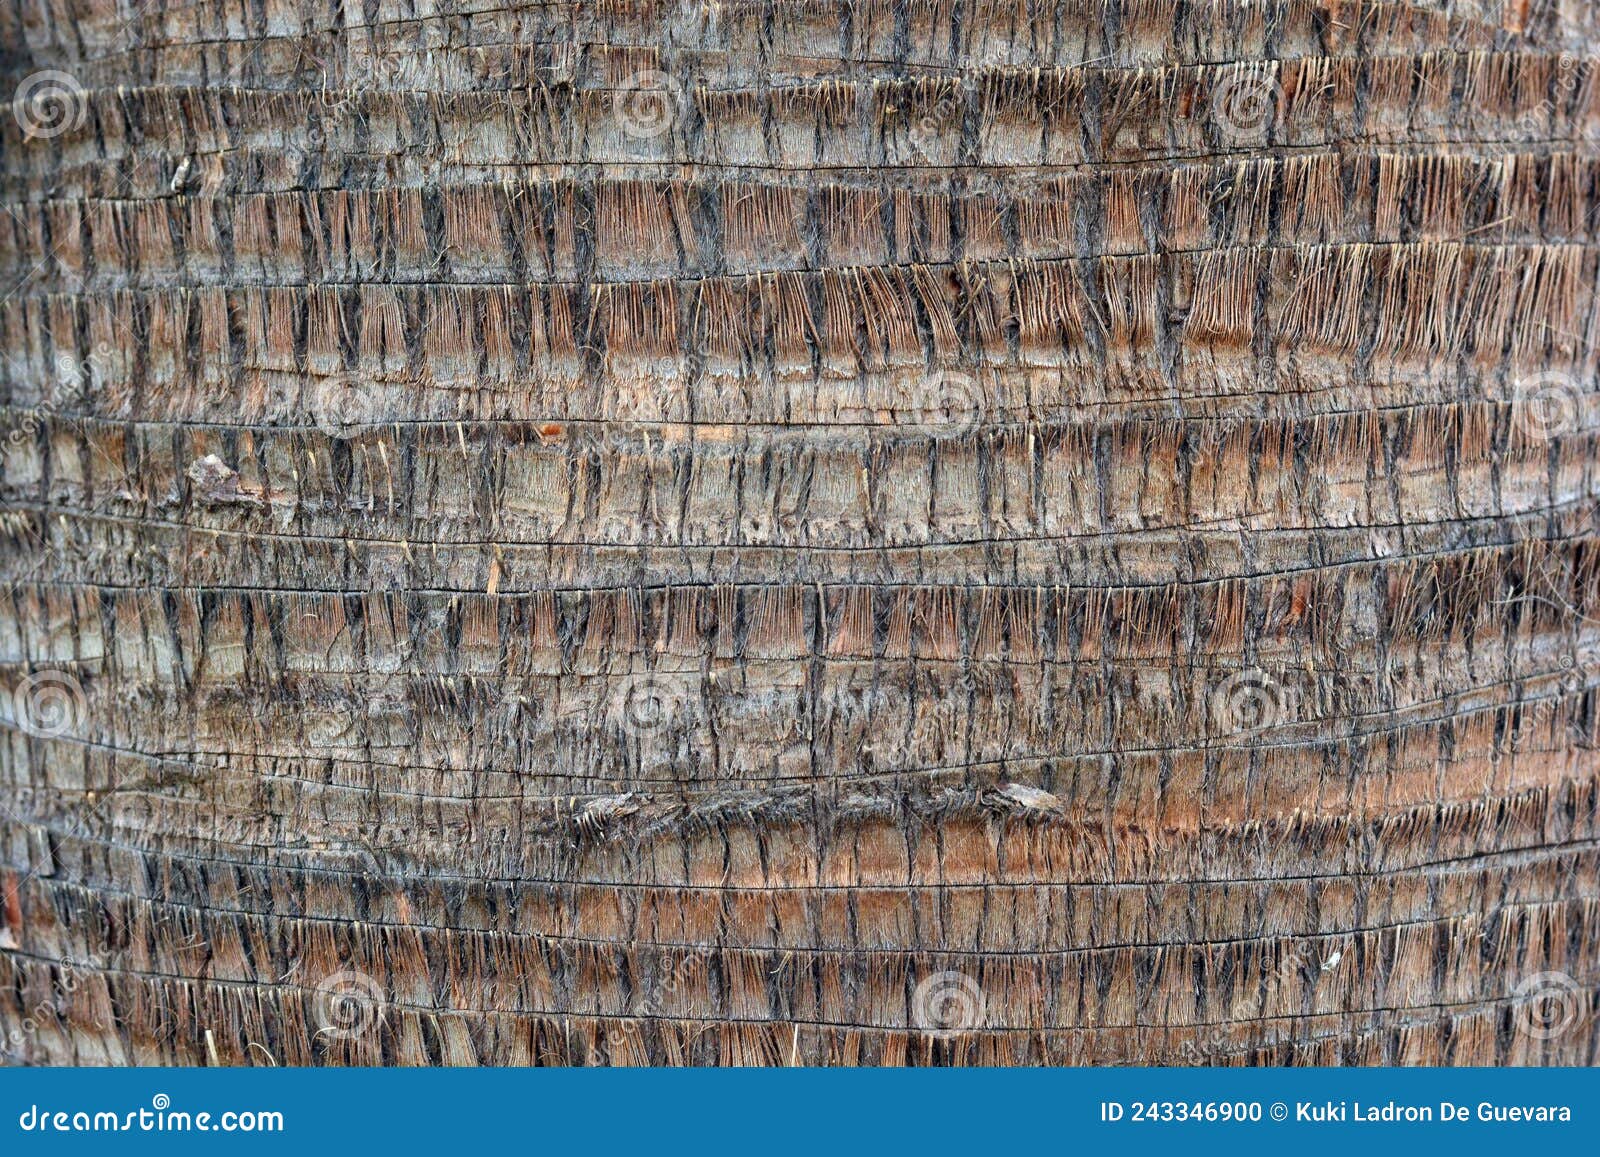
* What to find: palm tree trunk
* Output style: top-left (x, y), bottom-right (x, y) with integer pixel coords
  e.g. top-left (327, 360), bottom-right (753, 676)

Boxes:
top-left (2, 0), bottom-right (1598, 1065)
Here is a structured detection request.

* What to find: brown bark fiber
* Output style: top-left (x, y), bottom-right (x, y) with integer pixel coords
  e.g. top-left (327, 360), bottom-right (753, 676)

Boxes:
top-left (2, 0), bottom-right (1599, 1065)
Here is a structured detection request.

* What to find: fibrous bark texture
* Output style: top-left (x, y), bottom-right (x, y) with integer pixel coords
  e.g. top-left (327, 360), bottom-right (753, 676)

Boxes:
top-left (2, 0), bottom-right (1599, 1066)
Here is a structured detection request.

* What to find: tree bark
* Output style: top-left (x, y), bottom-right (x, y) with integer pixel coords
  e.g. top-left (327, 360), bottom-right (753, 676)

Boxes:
top-left (2, 0), bottom-right (1598, 1065)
